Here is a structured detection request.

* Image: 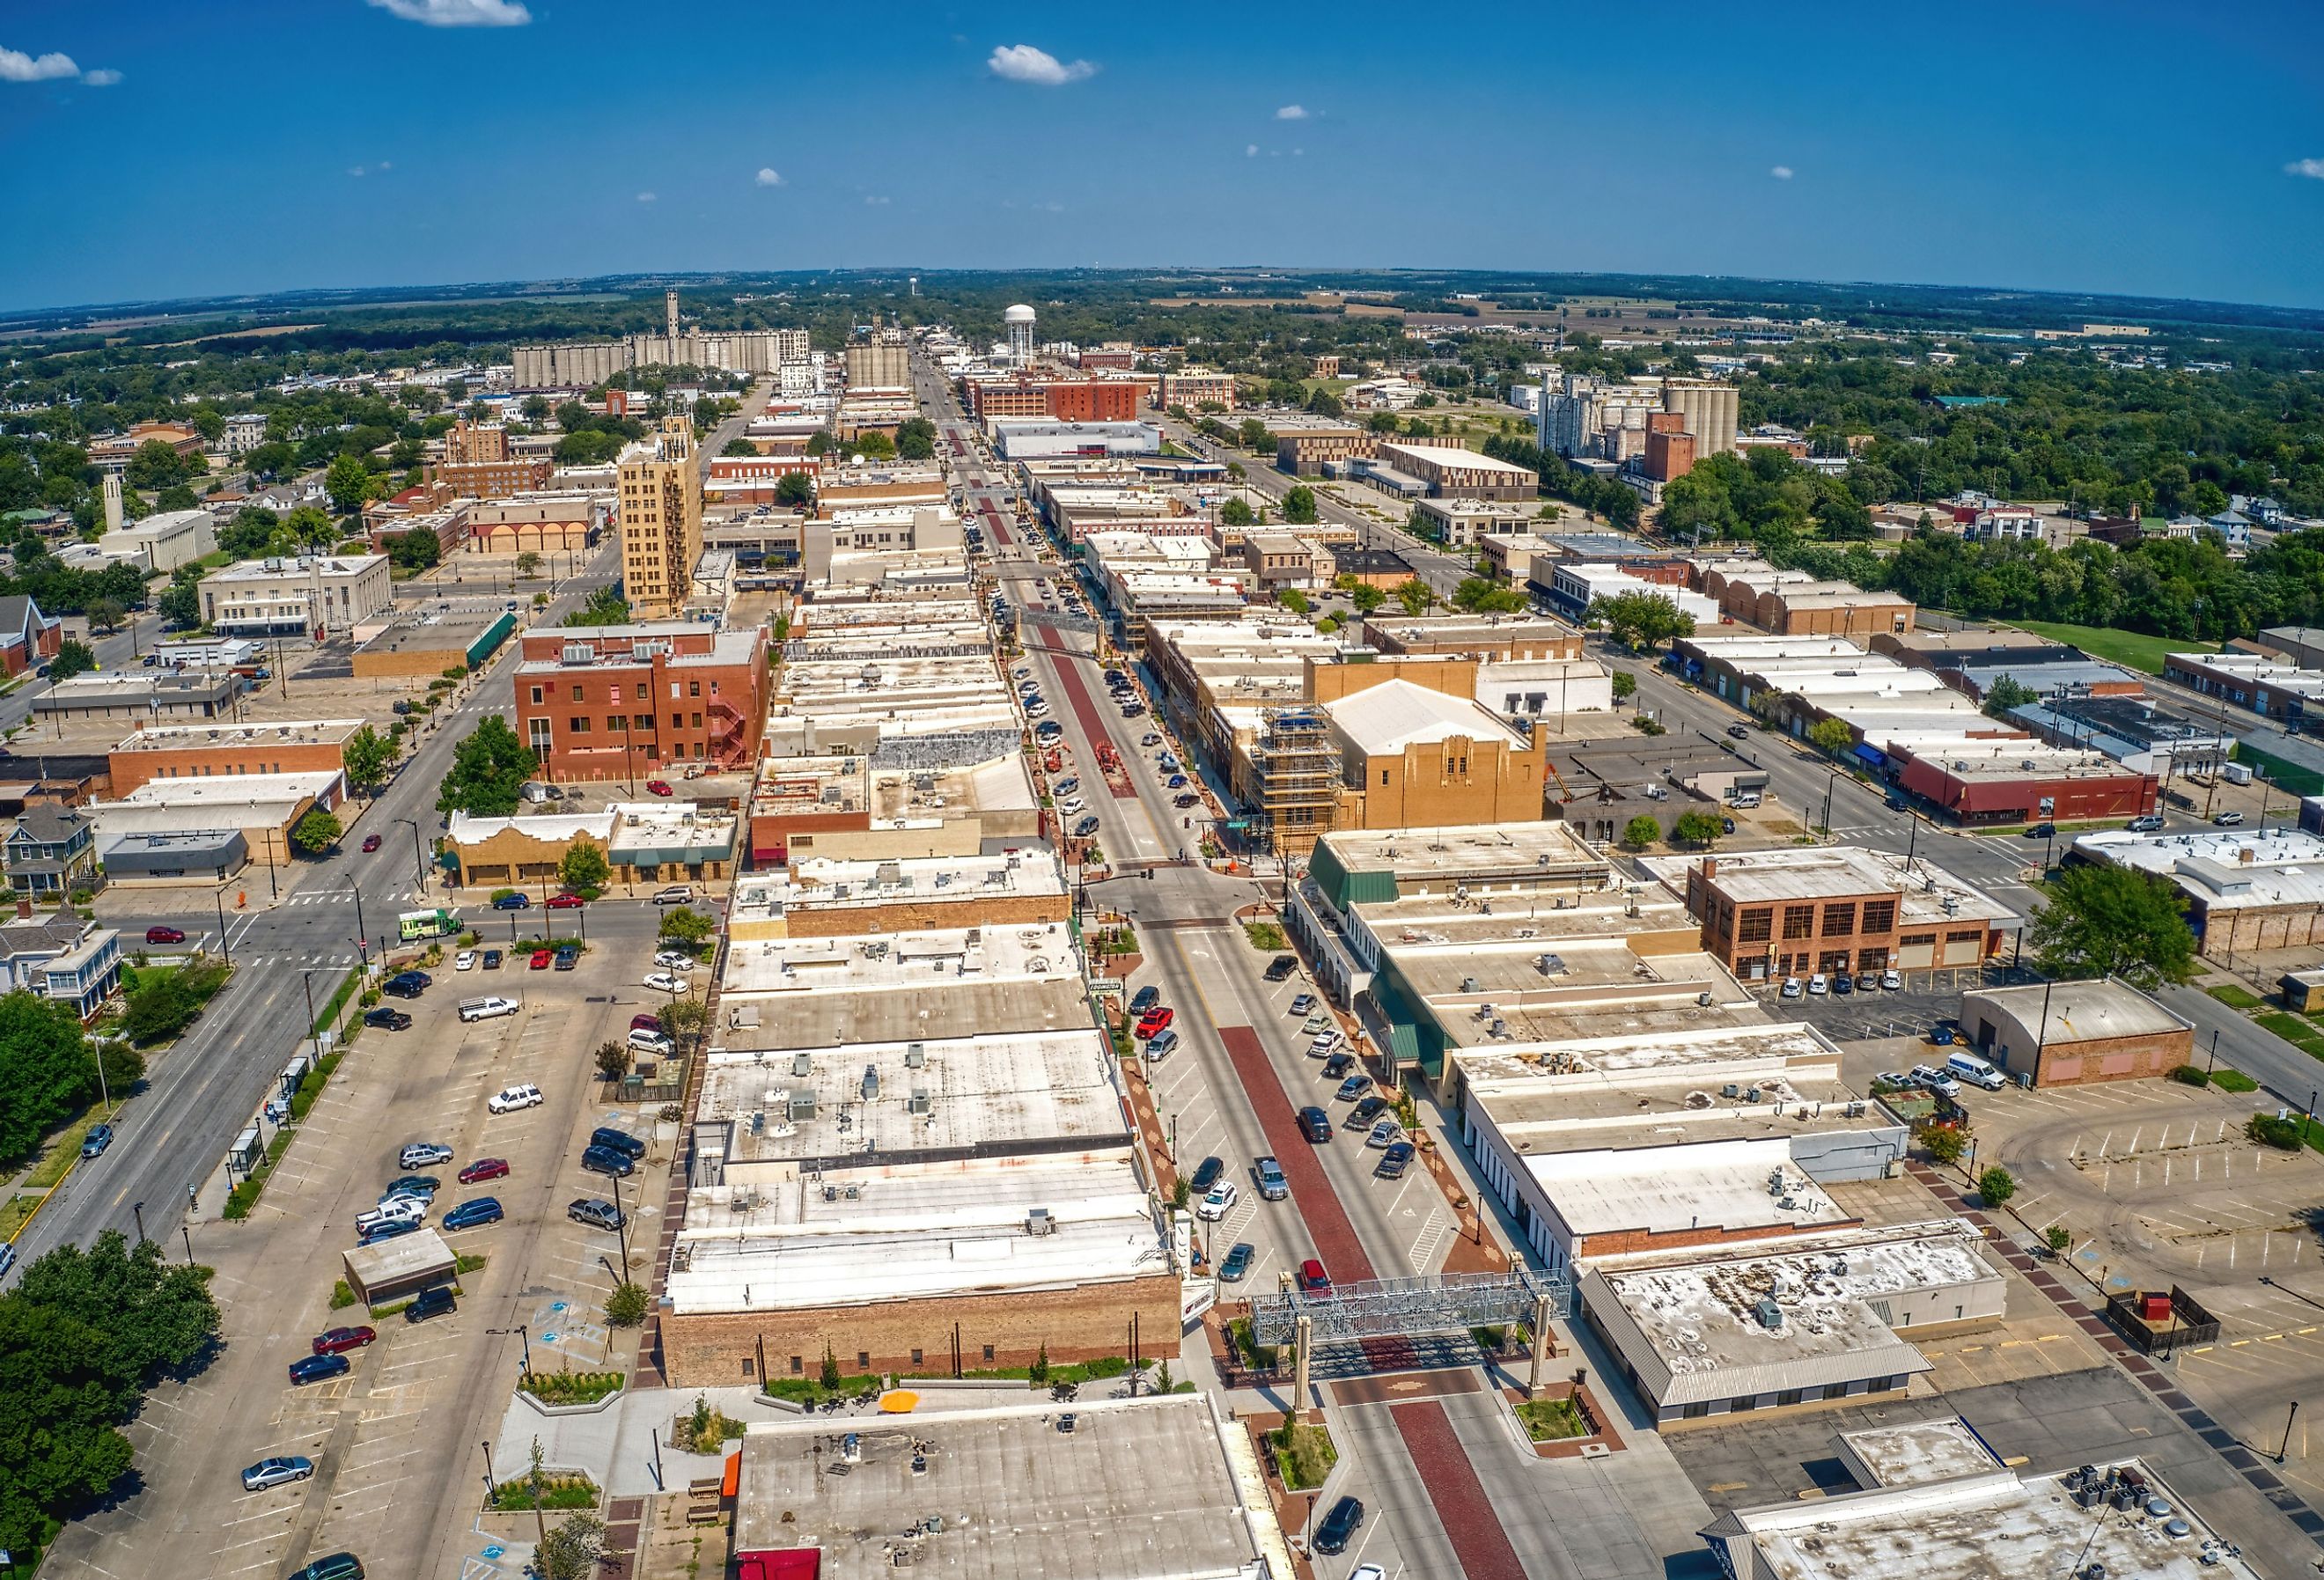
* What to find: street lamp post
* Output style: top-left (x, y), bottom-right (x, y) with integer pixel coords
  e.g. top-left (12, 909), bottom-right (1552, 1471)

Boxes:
top-left (487, 1324), bottom-right (532, 1373)
top-left (214, 888), bottom-right (232, 966)
top-left (132, 1200), bottom-right (147, 1246)
top-left (393, 817), bottom-right (426, 890)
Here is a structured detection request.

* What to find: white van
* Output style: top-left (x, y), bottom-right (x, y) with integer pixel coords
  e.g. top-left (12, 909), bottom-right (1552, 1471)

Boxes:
top-left (1728, 791), bottom-right (1762, 810)
top-left (460, 996), bottom-right (520, 1023)
top-left (628, 1028), bottom-right (675, 1058)
top-left (1944, 1051), bottom-right (2008, 1091)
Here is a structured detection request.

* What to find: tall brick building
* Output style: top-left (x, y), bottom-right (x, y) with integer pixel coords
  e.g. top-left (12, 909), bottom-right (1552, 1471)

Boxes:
top-left (1669, 847), bottom-right (2017, 985)
top-left (511, 621), bottom-right (768, 783)
top-left (615, 416), bottom-right (702, 619)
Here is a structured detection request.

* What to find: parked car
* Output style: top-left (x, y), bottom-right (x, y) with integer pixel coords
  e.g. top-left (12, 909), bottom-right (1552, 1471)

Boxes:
top-left (1908, 1063), bottom-right (1963, 1099)
top-left (1166, 774), bottom-right (1188, 790)
top-left (1298, 1106), bottom-right (1333, 1143)
top-left (580, 1143), bottom-right (636, 1178)
top-left (590, 1126), bottom-right (647, 1159)
top-left (1806, 974), bottom-right (1829, 996)
top-left (481, 949), bottom-right (504, 970)
top-left (455, 950), bottom-right (476, 971)
top-left (364, 1007), bottom-right (413, 1031)
top-left (289, 1352), bottom-right (351, 1385)
top-left (382, 971), bottom-right (430, 998)
top-left (631, 1011), bottom-right (666, 1033)
top-left (1188, 1156), bottom-right (1225, 1194)
top-left (652, 886), bottom-right (695, 905)
top-left (1254, 1156), bottom-right (1289, 1200)
top-left (629, 1028), bottom-right (675, 1057)
top-left (361, 834), bottom-right (383, 853)
top-left (492, 893), bottom-right (531, 910)
top-left (1833, 974), bottom-right (1854, 996)
top-left (487, 1084), bottom-right (542, 1113)
top-left (242, 1456), bottom-right (315, 1492)
top-left (1289, 993), bottom-right (1317, 1017)
top-left (287, 1554), bottom-right (364, 1580)
top-left (529, 949), bottom-right (554, 970)
top-left (2024, 822), bottom-right (2056, 840)
top-left (357, 1217), bottom-right (420, 1247)
top-left (1052, 776), bottom-right (1079, 796)
top-left (548, 892), bottom-right (585, 910)
top-left (1072, 816), bottom-right (1100, 839)
top-left (1263, 954), bottom-right (1298, 982)
top-left (399, 1143), bottom-right (452, 1169)
top-left (1140, 732), bottom-right (1163, 746)
top-left (379, 1174), bottom-right (438, 1202)
top-left (1856, 973), bottom-right (1880, 992)
top-left (1779, 976), bottom-right (1802, 998)
top-left (1313, 1497), bottom-right (1364, 1554)
top-left (2214, 810), bottom-right (2247, 827)
top-left (1218, 1242), bottom-right (1254, 1282)
top-left (1305, 1033), bottom-right (1342, 1057)
top-left (1334, 1075), bottom-right (1372, 1103)
top-left (459, 1157), bottom-right (510, 1185)
top-left (645, 780), bottom-right (674, 797)
top-left (1347, 1095), bottom-right (1388, 1130)
top-left (568, 1197), bottom-right (625, 1231)
top-left (1129, 986), bottom-right (1160, 1016)
top-left (553, 947), bottom-right (578, 971)
top-left (1366, 1118), bottom-right (1402, 1149)
top-left (1173, 792), bottom-right (1202, 808)
top-left (1196, 1182), bottom-right (1239, 1221)
top-left (1881, 969), bottom-right (1902, 989)
top-left (80, 1123), bottom-right (113, 1159)
top-left (311, 1319), bottom-right (374, 1356)
top-left (653, 948), bottom-right (695, 970)
top-left (1376, 1141), bottom-right (1416, 1179)
top-left (459, 996), bottom-right (518, 1022)
top-left (1135, 1008), bottom-right (1174, 1039)
top-left (1321, 1050), bottom-right (1356, 1080)
top-left (2127, 813), bottom-right (2166, 833)
top-left (644, 970), bottom-right (689, 993)
top-left (442, 1196), bottom-right (504, 1231)
top-left (405, 1285), bottom-right (457, 1322)
top-left (144, 925), bottom-right (185, 944)
top-left (1297, 1258), bottom-right (1333, 1297)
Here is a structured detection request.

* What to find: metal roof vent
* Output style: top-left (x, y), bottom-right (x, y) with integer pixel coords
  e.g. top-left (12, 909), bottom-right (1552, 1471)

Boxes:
top-left (792, 1051), bottom-right (812, 1077)
top-left (1026, 1207), bottom-right (1055, 1236)
top-left (1754, 1298), bottom-right (1783, 1329)
top-left (904, 1041), bottom-right (925, 1069)
top-left (861, 1065), bottom-right (880, 1100)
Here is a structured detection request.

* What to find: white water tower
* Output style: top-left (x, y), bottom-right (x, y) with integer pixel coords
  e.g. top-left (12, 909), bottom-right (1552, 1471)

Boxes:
top-left (1004, 303), bottom-right (1036, 367)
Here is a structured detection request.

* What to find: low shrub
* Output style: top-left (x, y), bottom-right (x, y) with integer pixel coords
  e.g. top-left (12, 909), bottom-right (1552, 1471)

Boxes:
top-left (521, 1370), bottom-right (624, 1407)
top-left (2170, 1063), bottom-right (2211, 1087)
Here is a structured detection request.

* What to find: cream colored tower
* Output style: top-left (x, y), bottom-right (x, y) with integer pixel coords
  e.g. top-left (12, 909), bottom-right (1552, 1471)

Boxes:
top-left (615, 415), bottom-right (701, 619)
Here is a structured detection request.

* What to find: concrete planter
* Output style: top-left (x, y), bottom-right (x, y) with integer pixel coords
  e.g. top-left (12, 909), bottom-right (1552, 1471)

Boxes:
top-left (516, 1385), bottom-right (624, 1419)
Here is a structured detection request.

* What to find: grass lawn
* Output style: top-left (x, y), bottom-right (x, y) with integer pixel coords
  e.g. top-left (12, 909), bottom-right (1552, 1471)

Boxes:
top-left (1243, 920), bottom-right (1288, 952)
top-left (2254, 1011), bottom-right (2324, 1062)
top-left (2209, 984), bottom-right (2265, 1010)
top-left (21, 1104), bottom-right (114, 1189)
top-left (0, 1193), bottom-right (40, 1239)
top-left (1516, 1398), bottom-right (1590, 1442)
top-left (2211, 1068), bottom-right (2261, 1093)
top-left (2009, 621), bottom-right (2210, 676)
top-left (1270, 1421), bottom-right (1338, 1490)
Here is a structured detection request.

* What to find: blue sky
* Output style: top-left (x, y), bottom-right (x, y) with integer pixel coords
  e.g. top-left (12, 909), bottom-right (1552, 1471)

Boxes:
top-left (4, 0), bottom-right (2324, 312)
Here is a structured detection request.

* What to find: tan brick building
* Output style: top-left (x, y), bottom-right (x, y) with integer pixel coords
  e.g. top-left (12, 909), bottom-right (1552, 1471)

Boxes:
top-left (1958, 979), bottom-right (2192, 1087)
top-left (1158, 370), bottom-right (1237, 411)
top-left (1325, 678), bottom-right (1547, 833)
top-left (1668, 848), bottom-right (2015, 985)
top-left (107, 719), bottom-right (364, 798)
top-left (1273, 420), bottom-right (1377, 476)
top-left (615, 416), bottom-right (702, 620)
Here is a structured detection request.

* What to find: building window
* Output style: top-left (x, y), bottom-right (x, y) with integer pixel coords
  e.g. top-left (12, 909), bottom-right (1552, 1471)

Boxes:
top-left (530, 686), bottom-right (544, 705)
top-left (742, 1356), bottom-right (755, 1377)
top-left (1380, 769), bottom-right (1389, 786)
top-left (1821, 1383), bottom-right (1850, 1400)
top-left (1861, 899), bottom-right (1896, 933)
top-left (982, 1344), bottom-right (995, 1362)
top-left (1945, 929), bottom-right (1982, 944)
top-left (1776, 1389), bottom-right (1803, 1407)
top-left (909, 1349), bottom-right (923, 1366)
top-left (570, 685), bottom-right (585, 702)
top-left (673, 713), bottom-right (685, 730)
top-left (1680, 1400), bottom-right (1710, 1419)
top-left (1782, 905), bottom-right (1814, 940)
top-left (570, 717), bottom-right (591, 734)
top-left (1821, 903), bottom-right (1857, 937)
top-left (857, 1351), bottom-right (870, 1370)
top-left (688, 680), bottom-right (701, 697)
top-left (1729, 1394), bottom-right (1758, 1413)
top-left (636, 683), bottom-right (649, 700)
top-left (1900, 932), bottom-right (1937, 948)
top-left (1738, 908), bottom-right (1773, 944)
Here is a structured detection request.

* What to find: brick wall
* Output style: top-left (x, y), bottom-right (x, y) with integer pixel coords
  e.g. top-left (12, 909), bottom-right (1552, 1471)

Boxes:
top-left (2035, 1028), bottom-right (2192, 1087)
top-left (659, 1273), bottom-right (1183, 1387)
top-left (107, 739), bottom-right (348, 798)
top-left (1575, 1214), bottom-right (1864, 1260)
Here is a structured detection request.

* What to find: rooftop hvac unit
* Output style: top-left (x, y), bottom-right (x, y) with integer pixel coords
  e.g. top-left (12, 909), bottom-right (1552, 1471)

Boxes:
top-left (905, 1041), bottom-right (926, 1069)
top-left (1537, 952), bottom-right (1569, 976)
top-left (1754, 1298), bottom-right (1783, 1330)
top-left (861, 1066), bottom-right (880, 1100)
top-left (788, 1090), bottom-right (818, 1121)
top-left (792, 1051), bottom-right (813, 1077)
top-left (1026, 1207), bottom-right (1055, 1237)
top-left (1724, 1084), bottom-right (1742, 1099)
top-left (908, 1088), bottom-right (931, 1116)
top-left (1460, 977), bottom-right (1481, 993)
top-left (1695, 991), bottom-right (1715, 1007)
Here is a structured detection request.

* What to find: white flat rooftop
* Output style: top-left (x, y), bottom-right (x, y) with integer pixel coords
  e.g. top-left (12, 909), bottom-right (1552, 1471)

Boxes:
top-left (717, 922), bottom-right (1081, 999)
top-left (1536, 1145), bottom-right (1853, 1243)
top-left (2074, 826), bottom-right (2324, 909)
top-left (1840, 1416), bottom-right (2002, 1488)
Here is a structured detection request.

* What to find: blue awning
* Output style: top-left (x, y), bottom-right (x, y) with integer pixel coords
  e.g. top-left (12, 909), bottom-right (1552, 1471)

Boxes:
top-left (1853, 743), bottom-right (1886, 767)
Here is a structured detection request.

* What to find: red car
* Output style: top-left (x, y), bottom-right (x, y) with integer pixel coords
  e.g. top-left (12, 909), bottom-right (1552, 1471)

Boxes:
top-left (630, 1012), bottom-right (664, 1033)
top-left (529, 948), bottom-right (553, 970)
top-left (361, 834), bottom-right (383, 852)
top-left (144, 925), bottom-right (185, 944)
top-left (1297, 1259), bottom-right (1333, 1297)
top-left (312, 1325), bottom-right (378, 1356)
top-left (459, 1157), bottom-right (511, 1184)
top-left (1134, 1008), bottom-right (1174, 1040)
top-left (547, 892), bottom-right (585, 909)
top-left (645, 779), bottom-right (674, 797)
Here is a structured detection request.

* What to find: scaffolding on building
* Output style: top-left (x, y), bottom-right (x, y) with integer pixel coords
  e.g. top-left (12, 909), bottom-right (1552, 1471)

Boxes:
top-left (1251, 705), bottom-right (1342, 852)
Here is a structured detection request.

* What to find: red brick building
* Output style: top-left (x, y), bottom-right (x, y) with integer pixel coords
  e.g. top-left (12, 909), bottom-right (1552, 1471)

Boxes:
top-left (965, 378), bottom-right (1144, 423)
top-left (513, 622), bottom-right (769, 783)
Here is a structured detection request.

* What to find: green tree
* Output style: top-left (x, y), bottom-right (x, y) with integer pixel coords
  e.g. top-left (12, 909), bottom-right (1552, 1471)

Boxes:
top-left (605, 1282), bottom-right (648, 1326)
top-left (894, 418), bottom-right (938, 461)
top-left (720, 437), bottom-right (757, 457)
top-left (0, 993), bottom-right (99, 1161)
top-left (1585, 590), bottom-right (1695, 651)
top-left (1673, 809), bottom-right (1725, 846)
top-left (776, 470), bottom-right (815, 508)
top-left (1305, 386), bottom-right (1344, 419)
top-left (241, 440), bottom-right (296, 479)
top-left (1367, 410), bottom-right (1401, 434)
top-left (553, 430), bottom-right (623, 467)
top-left (1621, 814), bottom-right (1662, 849)
top-left (438, 717), bottom-right (539, 818)
top-left (324, 452), bottom-right (376, 514)
top-left (1610, 670), bottom-right (1636, 702)
top-left (342, 724), bottom-right (397, 795)
top-left (1977, 1166), bottom-right (2017, 1208)
top-left (1981, 674), bottom-right (2041, 719)
top-left (283, 504), bottom-right (336, 549)
top-left (1347, 584), bottom-right (1386, 614)
top-left (515, 551), bottom-right (544, 581)
top-left (84, 599), bottom-right (127, 635)
top-left (1283, 486), bottom-right (1319, 525)
top-left (533, 1510), bottom-right (607, 1580)
top-left (820, 1342), bottom-right (842, 1392)
top-left (47, 638), bottom-right (95, 680)
top-left (1219, 496), bottom-right (1254, 528)
top-left (1391, 579), bottom-right (1433, 616)
top-left (1238, 417), bottom-right (1273, 452)
top-left (1807, 717), bottom-right (1857, 761)
top-left (290, 807), bottom-right (343, 856)
top-left (1451, 577), bottom-right (1528, 614)
top-left (1922, 1126), bottom-right (1967, 1165)
top-left (157, 580), bottom-right (202, 628)
top-left (594, 1040), bottom-right (630, 1082)
top-left (2028, 864), bottom-right (2198, 988)
top-left (852, 430), bottom-right (896, 460)
top-left (1278, 588), bottom-right (1312, 615)
top-left (658, 907), bottom-right (713, 951)
top-left (125, 440), bottom-right (189, 491)
top-left (804, 430), bottom-right (833, 457)
top-left (387, 530), bottom-right (440, 572)
top-left (560, 834), bottom-right (610, 898)
top-left (562, 585), bottom-right (630, 628)
top-left (122, 973), bottom-right (195, 1047)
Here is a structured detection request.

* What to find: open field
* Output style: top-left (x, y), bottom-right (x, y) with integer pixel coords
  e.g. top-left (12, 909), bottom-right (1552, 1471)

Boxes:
top-left (2008, 620), bottom-right (2214, 675)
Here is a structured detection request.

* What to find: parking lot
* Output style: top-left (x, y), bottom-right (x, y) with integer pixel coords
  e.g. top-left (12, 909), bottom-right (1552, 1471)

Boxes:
top-left (44, 906), bottom-right (687, 1580)
top-left (1747, 969), bottom-right (1989, 1044)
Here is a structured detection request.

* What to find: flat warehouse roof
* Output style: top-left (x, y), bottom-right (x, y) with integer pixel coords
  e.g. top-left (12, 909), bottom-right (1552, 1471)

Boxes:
top-left (732, 1397), bottom-right (1269, 1580)
top-left (1536, 1145), bottom-right (1853, 1241)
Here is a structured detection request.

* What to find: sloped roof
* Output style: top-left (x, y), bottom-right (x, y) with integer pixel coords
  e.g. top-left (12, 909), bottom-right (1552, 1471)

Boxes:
top-left (1325, 679), bottom-right (1521, 754)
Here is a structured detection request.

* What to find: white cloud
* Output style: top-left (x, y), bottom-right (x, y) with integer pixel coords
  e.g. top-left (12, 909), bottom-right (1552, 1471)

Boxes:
top-left (81, 67), bottom-right (121, 86)
top-left (2288, 158), bottom-right (2324, 180)
top-left (366, 0), bottom-right (531, 26)
top-left (349, 165), bottom-right (369, 177)
top-left (636, 191), bottom-right (656, 203)
top-left (987, 44), bottom-right (1093, 85)
top-left (864, 195), bottom-right (890, 206)
top-left (1245, 143), bottom-right (1258, 158)
top-left (378, 159), bottom-right (392, 171)
top-left (754, 167), bottom-right (783, 187)
top-left (1769, 165), bottom-right (1794, 180)
top-left (1276, 104), bottom-right (1308, 121)
top-left (0, 47), bottom-right (81, 82)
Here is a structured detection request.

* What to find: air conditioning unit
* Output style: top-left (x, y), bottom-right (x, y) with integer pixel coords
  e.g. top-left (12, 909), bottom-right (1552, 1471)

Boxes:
top-left (1026, 1208), bottom-right (1055, 1237)
top-left (905, 1042), bottom-right (926, 1069)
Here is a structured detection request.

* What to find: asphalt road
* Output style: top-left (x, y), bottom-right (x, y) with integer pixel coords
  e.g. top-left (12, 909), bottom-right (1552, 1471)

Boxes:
top-left (9, 537), bottom-right (624, 1283)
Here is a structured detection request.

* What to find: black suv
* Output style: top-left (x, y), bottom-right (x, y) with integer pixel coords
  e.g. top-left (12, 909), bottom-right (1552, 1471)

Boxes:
top-left (1313, 1496), bottom-right (1364, 1554)
top-left (589, 1126), bottom-right (646, 1160)
top-left (404, 1285), bottom-right (456, 1323)
top-left (382, 971), bottom-right (430, 999)
top-left (1188, 1157), bottom-right (1225, 1194)
top-left (1262, 955), bottom-right (1298, 982)
top-left (581, 1144), bottom-right (636, 1178)
top-left (1129, 986), bottom-right (1160, 1016)
top-left (1298, 1106), bottom-right (1333, 1143)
